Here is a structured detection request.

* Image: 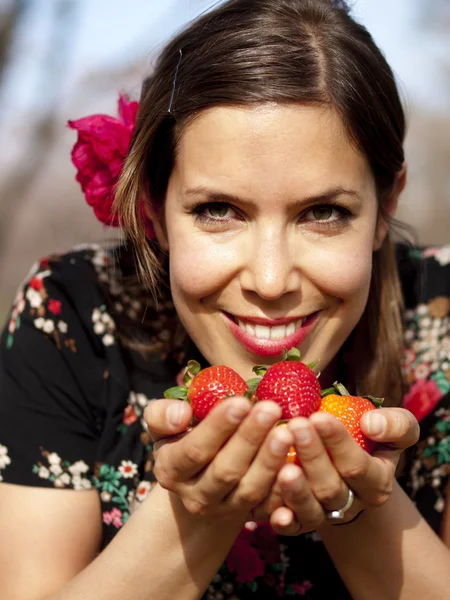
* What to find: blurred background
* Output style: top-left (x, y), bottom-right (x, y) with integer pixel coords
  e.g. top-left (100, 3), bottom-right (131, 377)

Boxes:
top-left (0, 0), bottom-right (449, 321)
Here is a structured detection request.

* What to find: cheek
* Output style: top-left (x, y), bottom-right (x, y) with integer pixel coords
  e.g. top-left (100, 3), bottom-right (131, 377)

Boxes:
top-left (167, 230), bottom-right (240, 299)
top-left (304, 242), bottom-right (373, 302)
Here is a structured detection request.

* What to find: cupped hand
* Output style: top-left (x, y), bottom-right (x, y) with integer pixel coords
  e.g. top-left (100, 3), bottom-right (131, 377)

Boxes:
top-left (269, 406), bottom-right (420, 535)
top-left (143, 397), bottom-right (295, 520)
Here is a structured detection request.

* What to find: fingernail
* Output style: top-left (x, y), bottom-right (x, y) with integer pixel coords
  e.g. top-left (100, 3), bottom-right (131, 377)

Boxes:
top-left (293, 424), bottom-right (311, 445)
top-left (228, 404), bottom-right (250, 423)
top-left (365, 412), bottom-right (386, 436)
top-left (256, 406), bottom-right (280, 425)
top-left (167, 402), bottom-right (188, 427)
top-left (271, 432), bottom-right (290, 455)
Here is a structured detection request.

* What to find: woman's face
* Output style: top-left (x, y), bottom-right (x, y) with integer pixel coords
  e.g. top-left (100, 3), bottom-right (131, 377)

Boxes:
top-left (157, 104), bottom-right (392, 381)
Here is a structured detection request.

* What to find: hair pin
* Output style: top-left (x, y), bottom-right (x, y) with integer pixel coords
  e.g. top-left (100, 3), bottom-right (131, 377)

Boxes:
top-left (168, 49), bottom-right (183, 114)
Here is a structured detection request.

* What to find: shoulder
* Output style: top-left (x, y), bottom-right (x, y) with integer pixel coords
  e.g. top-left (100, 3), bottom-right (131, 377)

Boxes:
top-left (4, 244), bottom-right (127, 355)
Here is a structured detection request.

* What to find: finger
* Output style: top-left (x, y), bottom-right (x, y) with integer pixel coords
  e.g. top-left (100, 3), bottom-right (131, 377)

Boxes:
top-left (270, 506), bottom-right (303, 536)
top-left (288, 417), bottom-right (350, 512)
top-left (251, 481), bottom-right (284, 522)
top-left (276, 463), bottom-right (325, 530)
top-left (310, 411), bottom-right (392, 507)
top-left (360, 407), bottom-right (420, 449)
top-left (159, 396), bottom-right (253, 481)
top-left (143, 399), bottom-right (192, 442)
top-left (222, 418), bottom-right (293, 509)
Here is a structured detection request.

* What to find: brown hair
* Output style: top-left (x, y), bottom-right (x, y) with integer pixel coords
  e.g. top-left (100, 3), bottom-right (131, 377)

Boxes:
top-left (115, 0), bottom-right (407, 406)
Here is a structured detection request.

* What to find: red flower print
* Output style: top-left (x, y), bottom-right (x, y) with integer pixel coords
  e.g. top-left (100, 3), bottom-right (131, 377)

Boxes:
top-left (291, 580), bottom-right (313, 595)
top-left (123, 405), bottom-right (138, 426)
top-left (68, 95), bottom-right (139, 228)
top-left (403, 379), bottom-right (442, 421)
top-left (226, 537), bottom-right (265, 583)
top-left (48, 299), bottom-right (62, 315)
top-left (29, 276), bottom-right (44, 291)
top-left (39, 257), bottom-right (50, 269)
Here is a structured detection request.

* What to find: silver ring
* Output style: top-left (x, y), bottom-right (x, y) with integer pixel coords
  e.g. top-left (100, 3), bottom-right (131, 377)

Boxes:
top-left (326, 488), bottom-right (354, 522)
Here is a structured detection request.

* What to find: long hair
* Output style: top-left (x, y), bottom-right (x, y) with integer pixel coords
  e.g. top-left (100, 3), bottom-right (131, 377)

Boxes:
top-left (114, 0), bottom-right (407, 406)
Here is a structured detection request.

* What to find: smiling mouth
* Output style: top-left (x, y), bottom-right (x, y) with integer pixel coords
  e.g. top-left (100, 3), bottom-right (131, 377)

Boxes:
top-left (223, 311), bottom-right (319, 355)
top-left (233, 316), bottom-right (305, 341)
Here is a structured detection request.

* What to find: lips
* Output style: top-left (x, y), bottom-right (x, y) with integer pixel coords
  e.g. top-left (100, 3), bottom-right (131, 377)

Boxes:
top-left (222, 311), bottom-right (320, 357)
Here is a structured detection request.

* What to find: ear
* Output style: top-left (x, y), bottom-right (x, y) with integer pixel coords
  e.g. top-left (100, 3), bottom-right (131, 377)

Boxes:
top-left (143, 199), bottom-right (169, 252)
top-left (373, 162), bottom-right (407, 251)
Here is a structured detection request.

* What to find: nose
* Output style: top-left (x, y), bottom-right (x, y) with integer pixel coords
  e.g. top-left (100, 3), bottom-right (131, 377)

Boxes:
top-left (239, 224), bottom-right (301, 300)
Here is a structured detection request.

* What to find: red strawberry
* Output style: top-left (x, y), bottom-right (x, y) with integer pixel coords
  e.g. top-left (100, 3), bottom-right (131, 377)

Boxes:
top-left (251, 348), bottom-right (321, 420)
top-left (164, 361), bottom-right (250, 421)
top-left (319, 382), bottom-right (384, 453)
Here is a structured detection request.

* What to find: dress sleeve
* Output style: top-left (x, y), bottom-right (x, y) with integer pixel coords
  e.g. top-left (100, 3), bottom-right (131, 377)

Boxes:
top-left (398, 244), bottom-right (450, 532)
top-left (0, 255), bottom-right (109, 490)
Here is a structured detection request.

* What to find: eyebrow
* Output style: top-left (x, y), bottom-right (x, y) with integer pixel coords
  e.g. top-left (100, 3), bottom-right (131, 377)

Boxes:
top-left (184, 186), bottom-right (362, 207)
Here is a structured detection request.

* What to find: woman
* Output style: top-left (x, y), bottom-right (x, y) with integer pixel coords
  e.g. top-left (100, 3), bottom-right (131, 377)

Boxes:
top-left (1, 0), bottom-right (449, 598)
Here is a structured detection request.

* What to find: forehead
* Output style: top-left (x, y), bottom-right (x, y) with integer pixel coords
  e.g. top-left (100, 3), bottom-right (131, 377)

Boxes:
top-left (174, 103), bottom-right (373, 197)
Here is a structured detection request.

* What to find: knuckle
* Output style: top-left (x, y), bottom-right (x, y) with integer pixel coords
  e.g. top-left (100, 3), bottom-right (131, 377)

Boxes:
top-left (212, 462), bottom-right (241, 487)
top-left (183, 498), bottom-right (208, 516)
top-left (153, 462), bottom-right (173, 490)
top-left (237, 487), bottom-right (263, 508)
top-left (184, 442), bottom-right (209, 467)
top-left (340, 461), bottom-right (368, 482)
top-left (314, 483), bottom-right (343, 506)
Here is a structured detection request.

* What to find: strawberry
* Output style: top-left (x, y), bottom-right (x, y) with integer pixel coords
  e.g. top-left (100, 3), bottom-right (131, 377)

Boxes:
top-left (250, 348), bottom-right (321, 420)
top-left (319, 382), bottom-right (384, 453)
top-left (164, 361), bottom-right (250, 421)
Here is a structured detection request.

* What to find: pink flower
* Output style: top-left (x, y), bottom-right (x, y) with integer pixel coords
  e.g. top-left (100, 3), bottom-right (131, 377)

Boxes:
top-left (291, 580), bottom-right (313, 595)
top-left (403, 379), bottom-right (442, 421)
top-left (103, 507), bottom-right (123, 528)
top-left (68, 95), bottom-right (139, 227)
top-left (48, 299), bottom-right (62, 315)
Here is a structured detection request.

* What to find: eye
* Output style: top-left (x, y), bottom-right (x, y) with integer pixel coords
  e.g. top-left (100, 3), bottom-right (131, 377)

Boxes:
top-left (191, 202), bottom-right (239, 223)
top-left (207, 203), bottom-right (234, 219)
top-left (304, 203), bottom-right (351, 224)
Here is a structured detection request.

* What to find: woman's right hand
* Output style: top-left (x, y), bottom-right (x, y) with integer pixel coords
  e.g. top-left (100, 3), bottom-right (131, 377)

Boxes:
top-left (143, 397), bottom-right (294, 520)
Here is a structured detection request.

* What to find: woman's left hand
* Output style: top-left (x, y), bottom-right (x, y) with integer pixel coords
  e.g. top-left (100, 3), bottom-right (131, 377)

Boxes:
top-left (268, 407), bottom-right (420, 535)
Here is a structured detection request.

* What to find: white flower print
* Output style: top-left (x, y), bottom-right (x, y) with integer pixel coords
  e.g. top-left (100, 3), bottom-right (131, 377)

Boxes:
top-left (34, 317), bottom-right (45, 330)
top-left (135, 480), bottom-right (151, 503)
top-left (47, 452), bottom-right (61, 465)
top-left (432, 246), bottom-right (450, 267)
top-left (102, 333), bottom-right (115, 346)
top-left (118, 460), bottom-right (138, 479)
top-left (49, 464), bottom-right (63, 476)
top-left (57, 320), bottom-right (68, 334)
top-left (0, 444), bottom-right (11, 481)
top-left (94, 321), bottom-right (105, 335)
top-left (101, 490), bottom-right (112, 502)
top-left (39, 466), bottom-right (50, 479)
top-left (68, 460), bottom-right (90, 475)
top-left (42, 320), bottom-right (55, 334)
top-left (26, 288), bottom-right (43, 308)
top-left (60, 473), bottom-right (71, 485)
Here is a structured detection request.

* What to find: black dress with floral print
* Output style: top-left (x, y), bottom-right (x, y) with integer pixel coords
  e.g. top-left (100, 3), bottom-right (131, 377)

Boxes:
top-left (1, 242), bottom-right (449, 599)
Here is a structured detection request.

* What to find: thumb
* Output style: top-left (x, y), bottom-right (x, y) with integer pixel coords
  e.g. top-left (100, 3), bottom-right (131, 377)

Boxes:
top-left (143, 399), bottom-right (192, 442)
top-left (360, 407), bottom-right (420, 450)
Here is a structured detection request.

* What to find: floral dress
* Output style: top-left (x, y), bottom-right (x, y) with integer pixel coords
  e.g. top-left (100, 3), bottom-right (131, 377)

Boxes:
top-left (0, 242), bottom-right (449, 599)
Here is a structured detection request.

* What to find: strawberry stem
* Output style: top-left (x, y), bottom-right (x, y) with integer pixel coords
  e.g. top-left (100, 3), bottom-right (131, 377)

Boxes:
top-left (164, 386), bottom-right (188, 400)
top-left (246, 377), bottom-right (261, 394)
top-left (362, 395), bottom-right (384, 408)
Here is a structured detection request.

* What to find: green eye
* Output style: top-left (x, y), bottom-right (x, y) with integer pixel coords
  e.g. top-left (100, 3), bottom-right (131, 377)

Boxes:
top-left (312, 206), bottom-right (333, 220)
top-left (208, 204), bottom-right (229, 218)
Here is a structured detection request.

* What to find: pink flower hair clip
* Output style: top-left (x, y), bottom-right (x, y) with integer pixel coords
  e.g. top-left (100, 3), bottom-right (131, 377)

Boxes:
top-left (68, 94), bottom-right (154, 238)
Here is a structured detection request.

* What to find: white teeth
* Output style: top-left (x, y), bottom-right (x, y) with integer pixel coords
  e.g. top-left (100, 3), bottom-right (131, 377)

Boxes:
top-left (236, 318), bottom-right (304, 341)
top-left (246, 323), bottom-right (255, 337)
top-left (270, 325), bottom-right (286, 340)
top-left (286, 322), bottom-right (296, 337)
top-left (255, 324), bottom-right (271, 339)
